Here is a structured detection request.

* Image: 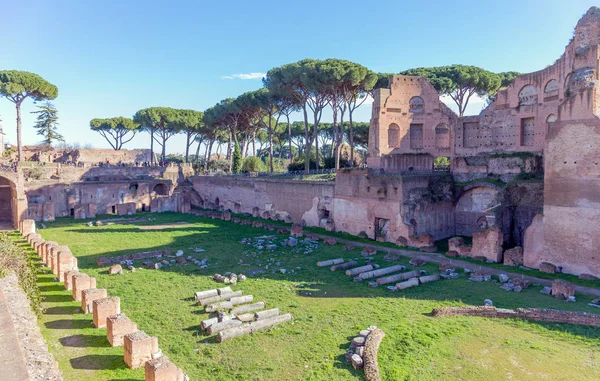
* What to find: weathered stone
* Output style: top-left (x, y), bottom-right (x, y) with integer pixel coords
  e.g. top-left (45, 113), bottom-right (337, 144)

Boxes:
top-left (81, 288), bottom-right (107, 314)
top-left (124, 331), bottom-right (159, 369)
top-left (93, 296), bottom-right (120, 328)
top-left (145, 356), bottom-right (178, 381)
top-left (72, 274), bottom-right (96, 301)
top-left (108, 264), bottom-right (123, 275)
top-left (539, 262), bottom-right (557, 274)
top-left (552, 279), bottom-right (576, 299)
top-left (503, 246), bottom-right (524, 267)
top-left (419, 245), bottom-right (438, 253)
top-left (107, 313), bottom-right (138, 347)
top-left (290, 224), bottom-right (303, 237)
top-left (361, 246), bottom-right (377, 256)
top-left (446, 250), bottom-right (459, 257)
top-left (396, 236), bottom-right (408, 246)
top-left (407, 234), bottom-right (434, 249)
top-left (579, 273), bottom-right (598, 281)
top-left (471, 227), bottom-right (503, 263)
top-left (323, 237), bottom-right (337, 246)
top-left (540, 286), bottom-right (552, 295)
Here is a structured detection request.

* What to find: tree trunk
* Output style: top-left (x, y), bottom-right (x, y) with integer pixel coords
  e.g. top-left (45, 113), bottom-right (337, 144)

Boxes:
top-left (15, 101), bottom-right (24, 161)
top-left (195, 138), bottom-right (202, 164)
top-left (268, 117), bottom-right (274, 172)
top-left (206, 140), bottom-right (214, 170)
top-left (336, 108), bottom-right (345, 170)
top-left (161, 132), bottom-right (167, 163)
top-left (150, 127), bottom-right (155, 164)
top-left (313, 110), bottom-right (320, 171)
top-left (302, 104), bottom-right (310, 174)
top-left (185, 132), bottom-right (191, 163)
top-left (287, 114), bottom-right (292, 162)
top-left (252, 130), bottom-right (256, 157)
top-left (332, 106), bottom-right (338, 169)
top-left (349, 109), bottom-right (355, 166)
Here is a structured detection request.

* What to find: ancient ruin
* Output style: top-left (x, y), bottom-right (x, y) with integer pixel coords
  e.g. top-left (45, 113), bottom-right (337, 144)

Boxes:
top-left (2, 7), bottom-right (600, 381)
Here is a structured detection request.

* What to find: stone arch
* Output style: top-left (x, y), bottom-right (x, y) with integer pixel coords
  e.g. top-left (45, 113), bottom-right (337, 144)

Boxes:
top-left (518, 84), bottom-right (537, 105)
top-left (409, 96), bottom-right (424, 113)
top-left (544, 79), bottom-right (558, 94)
top-left (519, 84), bottom-right (537, 106)
top-left (455, 185), bottom-right (499, 236)
top-left (152, 183), bottom-right (169, 196)
top-left (434, 123), bottom-right (450, 148)
top-left (546, 114), bottom-right (557, 132)
top-left (388, 123), bottom-right (400, 147)
top-left (0, 176), bottom-right (17, 228)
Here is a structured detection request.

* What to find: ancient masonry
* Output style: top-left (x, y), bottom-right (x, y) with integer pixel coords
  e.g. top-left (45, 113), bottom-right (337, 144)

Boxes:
top-left (18, 220), bottom-right (189, 381)
top-left (1, 8), bottom-right (599, 279)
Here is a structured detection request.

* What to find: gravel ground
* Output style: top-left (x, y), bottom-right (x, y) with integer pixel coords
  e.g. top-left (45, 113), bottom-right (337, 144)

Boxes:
top-left (0, 273), bottom-right (63, 380)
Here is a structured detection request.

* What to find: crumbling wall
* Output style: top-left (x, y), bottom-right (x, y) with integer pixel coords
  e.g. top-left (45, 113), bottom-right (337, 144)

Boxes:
top-left (432, 306), bottom-right (600, 327)
top-left (541, 120), bottom-right (600, 276)
top-left (494, 182), bottom-right (544, 247)
top-left (190, 176), bottom-right (334, 226)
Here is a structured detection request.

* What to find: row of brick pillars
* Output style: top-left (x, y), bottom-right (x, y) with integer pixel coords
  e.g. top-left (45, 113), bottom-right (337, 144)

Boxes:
top-left (21, 219), bottom-right (186, 381)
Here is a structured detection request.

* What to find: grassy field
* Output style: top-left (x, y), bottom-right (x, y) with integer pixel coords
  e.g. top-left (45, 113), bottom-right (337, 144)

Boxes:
top-left (22, 212), bottom-right (600, 380)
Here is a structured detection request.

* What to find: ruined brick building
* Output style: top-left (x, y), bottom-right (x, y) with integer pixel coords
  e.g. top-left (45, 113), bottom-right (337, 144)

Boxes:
top-left (1, 8), bottom-right (599, 277)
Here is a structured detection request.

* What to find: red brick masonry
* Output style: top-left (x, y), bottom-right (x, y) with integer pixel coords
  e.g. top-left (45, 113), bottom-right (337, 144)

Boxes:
top-left (431, 306), bottom-right (600, 327)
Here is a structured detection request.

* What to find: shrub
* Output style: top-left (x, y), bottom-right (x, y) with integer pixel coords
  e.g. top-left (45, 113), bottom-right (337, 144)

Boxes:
top-left (242, 156), bottom-right (266, 172)
top-left (232, 143), bottom-right (242, 173)
top-left (208, 159), bottom-right (230, 172)
top-left (27, 167), bottom-right (44, 180)
top-left (0, 233), bottom-right (44, 317)
top-left (323, 156), bottom-right (351, 169)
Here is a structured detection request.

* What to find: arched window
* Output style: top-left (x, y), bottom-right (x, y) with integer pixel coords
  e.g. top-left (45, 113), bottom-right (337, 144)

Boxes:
top-left (409, 96), bottom-right (424, 113)
top-left (546, 114), bottom-right (557, 132)
top-left (435, 124), bottom-right (450, 148)
top-left (544, 79), bottom-right (558, 93)
top-left (518, 85), bottom-right (537, 106)
top-left (388, 123), bottom-right (400, 147)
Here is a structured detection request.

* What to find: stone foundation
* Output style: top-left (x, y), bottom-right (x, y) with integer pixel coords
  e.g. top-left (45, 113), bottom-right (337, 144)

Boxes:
top-left (71, 274), bottom-right (97, 301)
top-left (145, 356), bottom-right (178, 381)
top-left (93, 296), bottom-right (121, 328)
top-left (124, 331), bottom-right (159, 369)
top-left (471, 227), bottom-right (503, 262)
top-left (432, 306), bottom-right (600, 327)
top-left (81, 288), bottom-right (107, 314)
top-left (107, 314), bottom-right (138, 347)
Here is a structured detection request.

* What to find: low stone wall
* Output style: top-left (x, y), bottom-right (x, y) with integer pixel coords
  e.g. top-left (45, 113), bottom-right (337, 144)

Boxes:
top-left (431, 306), bottom-right (600, 327)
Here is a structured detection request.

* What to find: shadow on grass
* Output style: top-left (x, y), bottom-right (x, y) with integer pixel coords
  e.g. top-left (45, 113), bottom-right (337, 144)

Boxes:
top-left (44, 305), bottom-right (80, 315)
top-left (43, 294), bottom-right (74, 303)
top-left (39, 284), bottom-right (66, 292)
top-left (70, 354), bottom-right (128, 370)
top-left (60, 334), bottom-right (112, 348)
top-left (45, 319), bottom-right (92, 330)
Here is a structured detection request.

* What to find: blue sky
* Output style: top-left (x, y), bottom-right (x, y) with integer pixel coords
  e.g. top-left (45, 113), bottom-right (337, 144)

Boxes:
top-left (1, 0), bottom-right (597, 154)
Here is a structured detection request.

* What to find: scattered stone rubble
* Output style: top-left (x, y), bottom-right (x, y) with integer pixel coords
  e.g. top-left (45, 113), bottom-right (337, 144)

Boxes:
top-left (194, 287), bottom-right (292, 343)
top-left (345, 326), bottom-right (385, 381)
top-left (213, 273), bottom-right (246, 284)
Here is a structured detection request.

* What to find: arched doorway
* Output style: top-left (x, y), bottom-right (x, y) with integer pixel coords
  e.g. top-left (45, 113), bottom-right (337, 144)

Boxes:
top-left (152, 183), bottom-right (169, 196)
top-left (455, 185), bottom-right (500, 236)
top-left (0, 176), bottom-right (17, 229)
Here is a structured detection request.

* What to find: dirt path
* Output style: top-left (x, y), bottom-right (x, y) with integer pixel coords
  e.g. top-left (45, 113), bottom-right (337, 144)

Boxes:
top-left (311, 234), bottom-right (600, 298)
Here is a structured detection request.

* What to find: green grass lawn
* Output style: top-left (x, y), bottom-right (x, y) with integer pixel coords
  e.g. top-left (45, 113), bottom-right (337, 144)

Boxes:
top-left (23, 212), bottom-right (600, 380)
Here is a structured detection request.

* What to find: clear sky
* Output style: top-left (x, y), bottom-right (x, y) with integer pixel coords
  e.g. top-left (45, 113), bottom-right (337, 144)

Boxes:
top-left (1, 0), bottom-right (597, 154)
